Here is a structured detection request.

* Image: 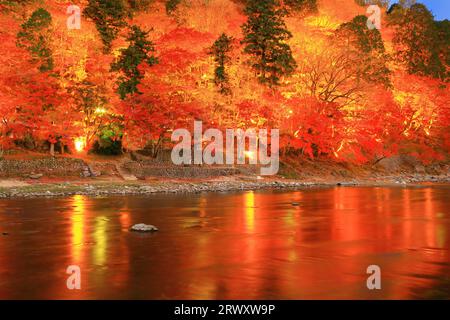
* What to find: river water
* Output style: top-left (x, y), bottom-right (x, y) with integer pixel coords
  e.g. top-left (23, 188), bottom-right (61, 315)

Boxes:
top-left (0, 185), bottom-right (449, 299)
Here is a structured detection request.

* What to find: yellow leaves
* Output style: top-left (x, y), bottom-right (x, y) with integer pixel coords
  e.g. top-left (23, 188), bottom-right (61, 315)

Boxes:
top-left (74, 58), bottom-right (87, 82)
top-left (112, 47), bottom-right (127, 59)
top-left (174, 0), bottom-right (244, 35)
top-left (393, 89), bottom-right (412, 106)
top-left (281, 91), bottom-right (295, 99)
top-left (304, 15), bottom-right (341, 33)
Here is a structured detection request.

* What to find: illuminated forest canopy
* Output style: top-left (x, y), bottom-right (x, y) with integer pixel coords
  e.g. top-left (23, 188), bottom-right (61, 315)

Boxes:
top-left (0, 0), bottom-right (448, 163)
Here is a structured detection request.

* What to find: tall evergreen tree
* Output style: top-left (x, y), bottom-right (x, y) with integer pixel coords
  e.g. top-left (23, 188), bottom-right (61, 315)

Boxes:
top-left (127, 0), bottom-right (153, 12)
top-left (435, 19), bottom-right (450, 81)
top-left (336, 15), bottom-right (391, 87)
top-left (16, 8), bottom-right (54, 72)
top-left (165, 0), bottom-right (182, 15)
top-left (241, 0), bottom-right (297, 86)
top-left (388, 3), bottom-right (447, 81)
top-left (83, 0), bottom-right (129, 53)
top-left (111, 25), bottom-right (158, 99)
top-left (210, 33), bottom-right (233, 95)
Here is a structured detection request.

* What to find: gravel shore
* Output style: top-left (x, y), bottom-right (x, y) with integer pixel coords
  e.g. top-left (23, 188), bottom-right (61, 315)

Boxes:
top-left (1, 173), bottom-right (449, 199)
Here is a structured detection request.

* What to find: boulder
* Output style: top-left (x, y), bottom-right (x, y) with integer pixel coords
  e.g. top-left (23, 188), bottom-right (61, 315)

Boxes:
top-left (130, 223), bottom-right (158, 233)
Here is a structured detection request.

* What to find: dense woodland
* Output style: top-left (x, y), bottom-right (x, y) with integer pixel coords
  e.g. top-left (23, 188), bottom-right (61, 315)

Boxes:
top-left (0, 0), bottom-right (448, 164)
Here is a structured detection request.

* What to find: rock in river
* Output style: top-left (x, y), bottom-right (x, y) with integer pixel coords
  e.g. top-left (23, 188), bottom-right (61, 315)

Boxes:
top-left (130, 223), bottom-right (159, 233)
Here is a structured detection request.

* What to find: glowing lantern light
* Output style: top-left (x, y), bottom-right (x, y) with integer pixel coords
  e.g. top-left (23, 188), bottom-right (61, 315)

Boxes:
top-left (74, 137), bottom-right (85, 152)
top-left (245, 151), bottom-right (255, 160)
top-left (95, 107), bottom-right (107, 114)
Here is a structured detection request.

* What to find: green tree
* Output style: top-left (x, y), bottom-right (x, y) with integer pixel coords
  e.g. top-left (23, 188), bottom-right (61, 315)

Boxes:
top-left (284, 0), bottom-right (317, 13)
top-left (16, 8), bottom-right (54, 72)
top-left (165, 0), bottom-right (181, 15)
top-left (388, 3), bottom-right (447, 81)
top-left (241, 0), bottom-right (297, 86)
top-left (336, 15), bottom-right (391, 87)
top-left (435, 19), bottom-right (450, 81)
top-left (210, 33), bottom-right (233, 95)
top-left (127, 0), bottom-right (153, 12)
top-left (83, 0), bottom-right (129, 53)
top-left (111, 25), bottom-right (158, 99)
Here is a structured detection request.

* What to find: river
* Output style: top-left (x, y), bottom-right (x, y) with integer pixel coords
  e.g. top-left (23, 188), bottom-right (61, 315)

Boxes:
top-left (0, 185), bottom-right (449, 299)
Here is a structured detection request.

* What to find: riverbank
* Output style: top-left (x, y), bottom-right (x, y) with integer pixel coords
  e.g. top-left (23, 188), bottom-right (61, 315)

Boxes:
top-left (1, 173), bottom-right (450, 199)
top-left (0, 153), bottom-right (449, 198)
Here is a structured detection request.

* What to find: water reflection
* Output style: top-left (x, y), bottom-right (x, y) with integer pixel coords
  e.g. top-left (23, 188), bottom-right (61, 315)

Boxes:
top-left (0, 185), bottom-right (449, 299)
top-left (93, 217), bottom-right (107, 266)
top-left (244, 191), bottom-right (255, 233)
top-left (71, 195), bottom-right (85, 265)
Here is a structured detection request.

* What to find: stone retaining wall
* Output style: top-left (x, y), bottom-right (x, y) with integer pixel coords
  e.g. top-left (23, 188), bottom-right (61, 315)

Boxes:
top-left (123, 161), bottom-right (242, 178)
top-left (0, 158), bottom-right (85, 177)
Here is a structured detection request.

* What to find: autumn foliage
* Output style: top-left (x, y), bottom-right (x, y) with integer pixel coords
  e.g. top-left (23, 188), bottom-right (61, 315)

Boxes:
top-left (0, 0), bottom-right (448, 164)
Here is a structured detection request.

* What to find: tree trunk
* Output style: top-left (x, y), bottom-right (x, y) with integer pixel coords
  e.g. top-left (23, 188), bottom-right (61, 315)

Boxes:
top-left (50, 143), bottom-right (55, 157)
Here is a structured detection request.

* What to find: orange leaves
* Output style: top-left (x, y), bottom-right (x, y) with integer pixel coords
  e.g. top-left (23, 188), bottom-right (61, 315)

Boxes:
top-left (152, 48), bottom-right (200, 74)
top-left (236, 100), bottom-right (272, 128)
top-left (157, 27), bottom-right (215, 52)
top-left (0, 0), bottom-right (448, 162)
top-left (283, 98), bottom-right (345, 159)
